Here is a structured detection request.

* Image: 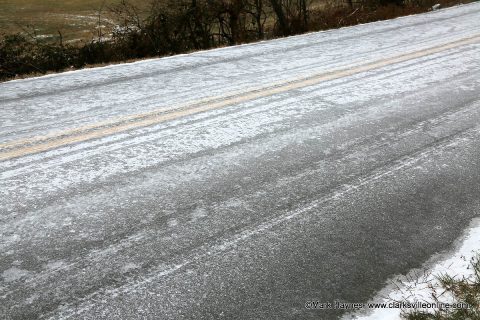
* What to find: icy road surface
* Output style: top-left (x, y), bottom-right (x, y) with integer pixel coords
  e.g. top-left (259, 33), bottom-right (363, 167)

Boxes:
top-left (1, 3), bottom-right (480, 319)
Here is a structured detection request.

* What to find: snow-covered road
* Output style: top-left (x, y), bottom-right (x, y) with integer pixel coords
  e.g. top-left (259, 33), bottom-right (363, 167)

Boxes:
top-left (1, 3), bottom-right (480, 319)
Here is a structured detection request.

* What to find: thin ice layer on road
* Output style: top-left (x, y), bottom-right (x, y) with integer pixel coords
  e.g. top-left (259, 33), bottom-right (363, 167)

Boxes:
top-left (1, 3), bottom-right (480, 142)
top-left (1, 2), bottom-right (480, 320)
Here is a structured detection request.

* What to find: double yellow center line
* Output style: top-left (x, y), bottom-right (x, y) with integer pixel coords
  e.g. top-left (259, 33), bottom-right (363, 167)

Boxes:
top-left (1, 34), bottom-right (479, 162)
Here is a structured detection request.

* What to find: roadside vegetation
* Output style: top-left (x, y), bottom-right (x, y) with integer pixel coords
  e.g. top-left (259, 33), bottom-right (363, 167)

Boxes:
top-left (0, 0), bottom-right (148, 42)
top-left (0, 0), bottom-right (471, 81)
top-left (404, 255), bottom-right (480, 320)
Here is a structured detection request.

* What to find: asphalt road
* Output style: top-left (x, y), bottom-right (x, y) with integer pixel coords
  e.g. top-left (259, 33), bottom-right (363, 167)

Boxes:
top-left (1, 3), bottom-right (480, 319)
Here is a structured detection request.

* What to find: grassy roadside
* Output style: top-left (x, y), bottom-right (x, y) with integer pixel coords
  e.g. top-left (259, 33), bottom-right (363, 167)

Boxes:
top-left (0, 0), bottom-right (473, 82)
top-left (404, 255), bottom-right (480, 320)
top-left (0, 0), bottom-right (149, 42)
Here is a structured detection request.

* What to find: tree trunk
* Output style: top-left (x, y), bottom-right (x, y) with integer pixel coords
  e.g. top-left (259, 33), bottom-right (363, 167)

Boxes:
top-left (269, 0), bottom-right (289, 36)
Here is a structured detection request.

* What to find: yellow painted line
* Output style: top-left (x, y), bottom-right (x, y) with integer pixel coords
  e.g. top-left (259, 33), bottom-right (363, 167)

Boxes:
top-left (1, 34), bottom-right (480, 161)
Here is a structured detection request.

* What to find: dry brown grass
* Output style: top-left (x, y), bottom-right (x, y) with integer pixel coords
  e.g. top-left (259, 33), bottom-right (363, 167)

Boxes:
top-left (0, 0), bottom-right (148, 41)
